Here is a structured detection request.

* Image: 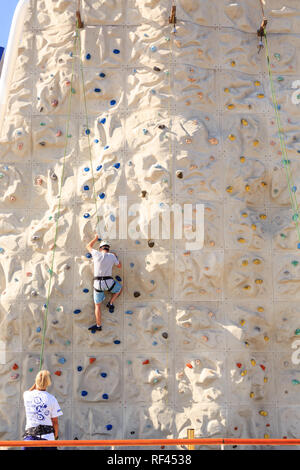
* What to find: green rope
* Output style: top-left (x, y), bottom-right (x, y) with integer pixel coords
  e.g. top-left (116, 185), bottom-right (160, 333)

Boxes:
top-left (77, 29), bottom-right (101, 231)
top-left (38, 33), bottom-right (78, 370)
top-left (264, 30), bottom-right (300, 246)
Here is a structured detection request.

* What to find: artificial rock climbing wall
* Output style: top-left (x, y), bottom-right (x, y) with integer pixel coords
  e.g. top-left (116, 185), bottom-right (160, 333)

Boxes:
top-left (1, 0), bottom-right (300, 449)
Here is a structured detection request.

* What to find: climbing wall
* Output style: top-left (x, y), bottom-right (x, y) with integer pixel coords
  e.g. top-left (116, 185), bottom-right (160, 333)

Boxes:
top-left (1, 0), bottom-right (300, 449)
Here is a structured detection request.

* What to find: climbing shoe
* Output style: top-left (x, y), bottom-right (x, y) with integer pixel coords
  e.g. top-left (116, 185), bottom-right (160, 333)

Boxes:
top-left (88, 324), bottom-right (102, 332)
top-left (106, 303), bottom-right (115, 313)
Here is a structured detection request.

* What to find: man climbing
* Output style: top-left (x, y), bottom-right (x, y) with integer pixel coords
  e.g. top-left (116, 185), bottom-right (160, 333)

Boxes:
top-left (86, 234), bottom-right (122, 332)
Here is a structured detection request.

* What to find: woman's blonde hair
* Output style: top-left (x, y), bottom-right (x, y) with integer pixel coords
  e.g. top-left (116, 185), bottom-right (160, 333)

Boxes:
top-left (35, 370), bottom-right (51, 390)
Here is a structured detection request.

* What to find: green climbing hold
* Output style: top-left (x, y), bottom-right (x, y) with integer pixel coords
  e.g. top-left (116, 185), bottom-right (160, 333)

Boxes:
top-left (292, 379), bottom-right (300, 385)
top-left (274, 53), bottom-right (281, 61)
top-left (295, 328), bottom-right (300, 336)
top-left (291, 261), bottom-right (299, 267)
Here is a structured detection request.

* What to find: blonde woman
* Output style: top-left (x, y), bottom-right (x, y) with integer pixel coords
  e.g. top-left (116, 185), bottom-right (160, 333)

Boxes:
top-left (23, 370), bottom-right (63, 450)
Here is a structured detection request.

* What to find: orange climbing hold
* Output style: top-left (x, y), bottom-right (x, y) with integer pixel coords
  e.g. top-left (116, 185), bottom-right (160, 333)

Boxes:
top-left (186, 363), bottom-right (193, 369)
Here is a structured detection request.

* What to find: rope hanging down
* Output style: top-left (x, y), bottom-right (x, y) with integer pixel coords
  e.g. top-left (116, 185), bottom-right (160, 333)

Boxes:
top-left (39, 33), bottom-right (78, 370)
top-left (262, 23), bottom-right (300, 247)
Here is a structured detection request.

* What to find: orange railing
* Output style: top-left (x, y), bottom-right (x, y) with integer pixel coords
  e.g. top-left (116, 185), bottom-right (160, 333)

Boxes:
top-left (1, 438), bottom-right (300, 448)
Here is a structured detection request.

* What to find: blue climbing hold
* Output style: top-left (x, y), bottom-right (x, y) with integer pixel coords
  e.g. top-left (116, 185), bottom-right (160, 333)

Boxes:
top-left (99, 72), bottom-right (106, 78)
top-left (84, 167), bottom-right (90, 172)
top-left (150, 46), bottom-right (157, 52)
top-left (85, 129), bottom-right (90, 135)
top-left (104, 145), bottom-right (109, 150)
top-left (73, 309), bottom-right (81, 314)
top-left (86, 253), bottom-right (92, 258)
top-left (125, 310), bottom-right (133, 315)
top-left (114, 163), bottom-right (120, 169)
top-left (101, 372), bottom-right (107, 378)
top-left (36, 327), bottom-right (41, 333)
top-left (84, 185), bottom-right (89, 191)
top-left (94, 88), bottom-right (101, 93)
top-left (58, 357), bottom-right (66, 364)
top-left (96, 165), bottom-right (103, 171)
top-left (115, 275), bottom-right (122, 282)
top-left (110, 99), bottom-right (116, 106)
top-left (110, 214), bottom-right (116, 222)
top-left (292, 186), bottom-right (297, 193)
top-left (99, 193), bottom-right (106, 199)
top-left (102, 393), bottom-right (109, 400)
top-left (298, 243), bottom-right (300, 249)
top-left (77, 366), bottom-right (83, 372)
top-left (86, 54), bottom-right (91, 60)
top-left (150, 280), bottom-right (155, 284)
top-left (99, 118), bottom-right (106, 124)
top-left (114, 340), bottom-right (121, 344)
top-left (83, 213), bottom-right (90, 218)
top-left (94, 139), bottom-right (99, 143)
top-left (152, 341), bottom-right (158, 346)
top-left (130, 263), bottom-right (134, 268)
top-left (106, 424), bottom-right (113, 431)
top-left (83, 288), bottom-right (89, 293)
top-left (81, 390), bottom-right (88, 397)
top-left (113, 49), bottom-right (120, 54)
top-left (0, 248), bottom-right (4, 254)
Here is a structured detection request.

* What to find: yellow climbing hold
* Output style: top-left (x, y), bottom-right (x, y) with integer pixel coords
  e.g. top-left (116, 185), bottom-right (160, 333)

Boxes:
top-left (255, 81), bottom-right (261, 86)
top-left (242, 260), bottom-right (248, 266)
top-left (227, 104), bottom-right (235, 110)
top-left (257, 94), bottom-right (265, 99)
top-left (253, 258), bottom-right (261, 265)
top-left (241, 119), bottom-right (248, 126)
top-left (264, 434), bottom-right (270, 439)
top-left (226, 186), bottom-right (233, 193)
top-left (229, 134), bottom-right (236, 141)
top-left (260, 214), bottom-right (267, 220)
top-left (255, 279), bottom-right (263, 285)
top-left (231, 60), bottom-right (236, 67)
top-left (240, 319), bottom-right (245, 326)
top-left (245, 184), bottom-right (250, 191)
top-left (242, 212), bottom-right (248, 218)
top-left (241, 370), bottom-right (247, 376)
top-left (243, 285), bottom-right (251, 290)
top-left (250, 392), bottom-right (254, 398)
top-left (264, 377), bottom-right (268, 383)
top-left (261, 181), bottom-right (267, 187)
top-left (252, 224), bottom-right (257, 231)
top-left (253, 140), bottom-right (259, 147)
top-left (238, 237), bottom-right (246, 243)
top-left (257, 306), bottom-right (264, 312)
top-left (224, 88), bottom-right (230, 93)
top-left (240, 156), bottom-right (246, 163)
top-left (251, 359), bottom-right (256, 366)
top-left (264, 336), bottom-right (269, 342)
top-left (259, 410), bottom-right (268, 417)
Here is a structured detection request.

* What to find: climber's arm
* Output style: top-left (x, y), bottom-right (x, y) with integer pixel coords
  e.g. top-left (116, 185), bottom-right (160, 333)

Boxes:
top-left (86, 234), bottom-right (99, 253)
top-left (111, 252), bottom-right (122, 269)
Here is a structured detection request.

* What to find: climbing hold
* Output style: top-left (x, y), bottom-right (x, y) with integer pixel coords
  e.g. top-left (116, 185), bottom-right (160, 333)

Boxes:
top-left (50, 173), bottom-right (57, 181)
top-left (99, 72), bottom-right (106, 78)
top-left (81, 390), bottom-right (88, 397)
top-left (86, 54), bottom-right (91, 60)
top-left (36, 327), bottom-right (41, 333)
top-left (153, 66), bottom-right (161, 72)
top-left (89, 358), bottom-right (96, 364)
top-left (51, 99), bottom-right (58, 107)
top-left (86, 253), bottom-right (92, 258)
top-left (83, 288), bottom-right (89, 293)
top-left (186, 363), bottom-right (193, 369)
top-left (102, 394), bottom-right (109, 400)
top-left (150, 46), bottom-right (157, 52)
top-left (85, 129), bottom-right (90, 135)
top-left (84, 185), bottom-right (89, 191)
top-left (236, 363), bottom-right (242, 368)
top-left (96, 165), bottom-right (103, 171)
top-left (148, 240), bottom-right (155, 248)
top-left (162, 332), bottom-right (168, 339)
top-left (101, 372), bottom-right (107, 378)
top-left (94, 88), bottom-right (101, 93)
top-left (251, 359), bottom-right (256, 366)
top-left (77, 366), bottom-right (83, 372)
top-left (58, 357), bottom-right (66, 364)
top-left (12, 364), bottom-right (19, 370)
top-left (134, 291), bottom-right (141, 298)
top-left (73, 309), bottom-right (81, 314)
top-left (113, 49), bottom-right (120, 54)
top-left (106, 424), bottom-right (113, 431)
top-left (142, 360), bottom-right (149, 365)
top-left (260, 364), bottom-right (266, 371)
top-left (83, 213), bottom-right (90, 219)
top-left (259, 410), bottom-right (268, 417)
top-left (114, 340), bottom-right (121, 344)
top-left (54, 371), bottom-right (62, 376)
top-left (110, 100), bottom-right (116, 106)
top-left (141, 190), bottom-right (147, 198)
top-left (176, 170), bottom-right (183, 179)
top-left (114, 163), bottom-right (120, 169)
top-left (99, 118), bottom-right (106, 124)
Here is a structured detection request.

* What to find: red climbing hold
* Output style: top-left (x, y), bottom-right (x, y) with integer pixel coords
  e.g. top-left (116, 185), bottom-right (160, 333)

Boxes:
top-left (54, 371), bottom-right (62, 376)
top-left (260, 364), bottom-right (266, 371)
top-left (236, 363), bottom-right (242, 368)
top-left (89, 358), bottom-right (96, 364)
top-left (12, 363), bottom-right (18, 370)
top-left (142, 360), bottom-right (149, 365)
top-left (186, 363), bottom-right (193, 369)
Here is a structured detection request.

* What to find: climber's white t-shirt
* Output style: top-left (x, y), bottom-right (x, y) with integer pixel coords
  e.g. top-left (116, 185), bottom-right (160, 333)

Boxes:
top-left (91, 249), bottom-right (119, 290)
top-left (23, 390), bottom-right (63, 440)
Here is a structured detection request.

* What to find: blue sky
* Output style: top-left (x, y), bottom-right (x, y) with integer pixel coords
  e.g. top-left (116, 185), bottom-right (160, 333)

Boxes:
top-left (0, 1), bottom-right (20, 49)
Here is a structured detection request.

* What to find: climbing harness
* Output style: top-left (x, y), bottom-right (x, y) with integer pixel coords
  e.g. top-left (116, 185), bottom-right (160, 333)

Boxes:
top-left (257, 18), bottom-right (267, 53)
top-left (23, 425), bottom-right (54, 439)
top-left (261, 4), bottom-right (300, 247)
top-left (93, 276), bottom-right (116, 293)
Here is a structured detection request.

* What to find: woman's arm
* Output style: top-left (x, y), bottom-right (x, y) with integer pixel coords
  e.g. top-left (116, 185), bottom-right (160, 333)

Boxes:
top-left (51, 417), bottom-right (59, 440)
top-left (28, 384), bottom-right (36, 391)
